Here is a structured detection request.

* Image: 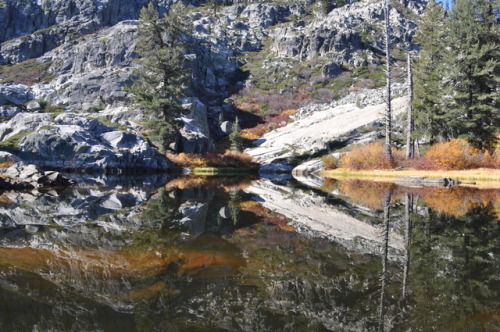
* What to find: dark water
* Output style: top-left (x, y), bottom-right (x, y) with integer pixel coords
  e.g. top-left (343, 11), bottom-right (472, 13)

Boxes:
top-left (0, 175), bottom-right (498, 331)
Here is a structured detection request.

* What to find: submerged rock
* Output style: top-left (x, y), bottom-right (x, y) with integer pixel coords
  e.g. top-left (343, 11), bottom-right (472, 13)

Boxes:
top-left (394, 177), bottom-right (462, 188)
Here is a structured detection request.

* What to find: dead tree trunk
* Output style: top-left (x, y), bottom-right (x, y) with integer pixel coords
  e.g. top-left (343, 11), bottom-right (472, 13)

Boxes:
top-left (384, 0), bottom-right (393, 162)
top-left (406, 52), bottom-right (415, 159)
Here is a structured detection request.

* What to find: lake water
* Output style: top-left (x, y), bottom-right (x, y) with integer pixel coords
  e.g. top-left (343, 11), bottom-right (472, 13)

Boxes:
top-left (0, 174), bottom-right (498, 331)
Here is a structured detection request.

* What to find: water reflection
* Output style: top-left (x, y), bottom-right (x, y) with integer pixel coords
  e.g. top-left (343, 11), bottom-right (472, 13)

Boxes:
top-left (0, 175), bottom-right (497, 331)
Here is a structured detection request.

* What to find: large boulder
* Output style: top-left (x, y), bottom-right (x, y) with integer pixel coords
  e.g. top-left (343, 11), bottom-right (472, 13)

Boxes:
top-left (179, 97), bottom-right (214, 153)
top-left (0, 151), bottom-right (21, 165)
top-left (220, 121), bottom-right (233, 135)
top-left (1, 163), bottom-right (74, 189)
top-left (26, 101), bottom-right (43, 111)
top-left (322, 62), bottom-right (342, 79)
top-left (0, 84), bottom-right (31, 105)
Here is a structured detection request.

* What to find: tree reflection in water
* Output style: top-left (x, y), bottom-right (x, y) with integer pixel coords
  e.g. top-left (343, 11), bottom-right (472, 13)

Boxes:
top-left (0, 176), bottom-right (497, 331)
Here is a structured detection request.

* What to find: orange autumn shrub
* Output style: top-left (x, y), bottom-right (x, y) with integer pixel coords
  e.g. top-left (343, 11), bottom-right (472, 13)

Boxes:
top-left (166, 151), bottom-right (257, 168)
top-left (240, 109), bottom-right (298, 141)
top-left (421, 139), bottom-right (490, 170)
top-left (339, 142), bottom-right (400, 170)
top-left (321, 155), bottom-right (339, 170)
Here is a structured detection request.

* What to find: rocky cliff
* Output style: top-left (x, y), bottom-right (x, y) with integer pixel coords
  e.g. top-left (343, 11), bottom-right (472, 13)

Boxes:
top-left (0, 0), bottom-right (428, 168)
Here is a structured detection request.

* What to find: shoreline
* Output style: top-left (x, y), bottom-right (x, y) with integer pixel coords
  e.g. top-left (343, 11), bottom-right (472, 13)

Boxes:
top-left (321, 168), bottom-right (500, 188)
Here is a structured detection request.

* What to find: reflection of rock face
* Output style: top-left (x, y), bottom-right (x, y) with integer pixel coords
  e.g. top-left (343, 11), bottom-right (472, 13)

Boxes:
top-left (178, 201), bottom-right (210, 235)
top-left (0, 174), bottom-right (167, 229)
top-left (245, 179), bottom-right (404, 258)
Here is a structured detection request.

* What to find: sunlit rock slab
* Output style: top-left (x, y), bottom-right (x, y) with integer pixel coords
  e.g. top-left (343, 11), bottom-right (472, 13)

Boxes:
top-left (246, 96), bottom-right (407, 164)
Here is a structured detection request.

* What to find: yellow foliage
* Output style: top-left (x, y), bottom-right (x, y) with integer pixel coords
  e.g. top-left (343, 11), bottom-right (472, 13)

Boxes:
top-left (166, 151), bottom-right (256, 168)
top-left (337, 180), bottom-right (397, 210)
top-left (424, 139), bottom-right (490, 170)
top-left (281, 108), bottom-right (299, 116)
top-left (339, 142), bottom-right (396, 170)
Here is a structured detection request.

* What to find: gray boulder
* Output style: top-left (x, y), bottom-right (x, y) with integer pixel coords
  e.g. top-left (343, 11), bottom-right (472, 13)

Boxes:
top-left (0, 151), bottom-right (21, 165)
top-left (322, 62), bottom-right (342, 79)
top-left (0, 84), bottom-right (31, 105)
top-left (26, 101), bottom-right (43, 111)
top-left (220, 121), bottom-right (233, 135)
top-left (2, 163), bottom-right (74, 189)
top-left (292, 159), bottom-right (324, 176)
top-left (179, 97), bottom-right (214, 153)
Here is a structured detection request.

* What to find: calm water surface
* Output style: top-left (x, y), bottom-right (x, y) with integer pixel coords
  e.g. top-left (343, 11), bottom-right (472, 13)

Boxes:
top-left (0, 174), bottom-right (498, 331)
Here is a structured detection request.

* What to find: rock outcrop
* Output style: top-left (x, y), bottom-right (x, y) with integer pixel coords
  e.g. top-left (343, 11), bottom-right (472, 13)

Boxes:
top-left (180, 97), bottom-right (215, 153)
top-left (0, 163), bottom-right (74, 190)
top-left (0, 112), bottom-right (168, 172)
top-left (270, 0), bottom-right (424, 65)
top-left (246, 86), bottom-right (408, 164)
top-left (0, 0), bottom-right (428, 162)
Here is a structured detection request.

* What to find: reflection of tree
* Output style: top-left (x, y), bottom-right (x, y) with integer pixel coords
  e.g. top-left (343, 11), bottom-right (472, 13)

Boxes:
top-left (402, 193), bottom-right (413, 297)
top-left (141, 189), bottom-right (183, 231)
top-left (228, 190), bottom-right (243, 225)
top-left (379, 190), bottom-right (392, 331)
top-left (404, 205), bottom-right (500, 331)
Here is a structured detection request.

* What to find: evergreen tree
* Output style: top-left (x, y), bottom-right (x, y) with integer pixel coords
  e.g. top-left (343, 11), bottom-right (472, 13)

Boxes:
top-left (413, 0), bottom-right (448, 144)
top-left (444, 0), bottom-right (499, 151)
top-left (128, 3), bottom-right (191, 151)
top-left (229, 117), bottom-right (243, 152)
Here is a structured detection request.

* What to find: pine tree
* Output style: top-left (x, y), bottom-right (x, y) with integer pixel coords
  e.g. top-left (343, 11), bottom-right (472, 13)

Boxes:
top-left (229, 117), bottom-right (243, 152)
top-left (128, 3), bottom-right (191, 151)
top-left (444, 0), bottom-right (499, 151)
top-left (413, 0), bottom-right (448, 144)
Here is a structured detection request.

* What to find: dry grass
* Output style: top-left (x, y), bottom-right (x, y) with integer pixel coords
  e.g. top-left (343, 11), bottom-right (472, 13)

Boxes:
top-left (321, 168), bottom-right (500, 188)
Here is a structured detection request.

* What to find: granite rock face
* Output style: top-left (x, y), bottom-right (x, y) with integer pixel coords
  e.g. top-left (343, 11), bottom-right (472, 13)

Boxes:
top-left (0, 0), bottom-right (427, 162)
top-left (0, 0), bottom-right (173, 64)
top-left (0, 112), bottom-right (168, 172)
top-left (245, 84), bottom-right (408, 164)
top-left (270, 0), bottom-right (424, 65)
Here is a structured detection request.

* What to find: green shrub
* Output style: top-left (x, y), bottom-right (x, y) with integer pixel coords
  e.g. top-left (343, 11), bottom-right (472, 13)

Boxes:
top-left (0, 130), bottom-right (32, 151)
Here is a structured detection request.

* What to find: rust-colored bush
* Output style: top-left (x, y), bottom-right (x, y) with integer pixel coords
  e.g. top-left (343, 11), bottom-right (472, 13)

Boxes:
top-left (339, 142), bottom-right (397, 170)
top-left (240, 109), bottom-right (297, 141)
top-left (421, 139), bottom-right (492, 170)
top-left (166, 151), bottom-right (257, 168)
top-left (321, 155), bottom-right (339, 170)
